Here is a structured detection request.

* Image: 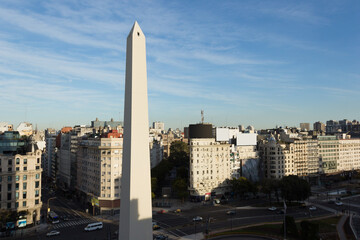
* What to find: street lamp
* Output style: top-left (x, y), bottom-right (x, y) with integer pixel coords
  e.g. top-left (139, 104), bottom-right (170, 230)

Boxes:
top-left (47, 197), bottom-right (56, 219)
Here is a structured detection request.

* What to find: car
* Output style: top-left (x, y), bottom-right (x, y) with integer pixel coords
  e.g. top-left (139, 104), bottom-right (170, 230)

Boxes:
top-left (193, 216), bottom-right (203, 222)
top-left (309, 206), bottom-right (317, 211)
top-left (153, 224), bottom-right (160, 230)
top-left (226, 210), bottom-right (236, 215)
top-left (46, 230), bottom-right (60, 237)
top-left (335, 201), bottom-right (344, 206)
top-left (153, 234), bottom-right (168, 240)
top-left (268, 207), bottom-right (277, 211)
top-left (157, 209), bottom-right (166, 214)
top-left (173, 209), bottom-right (181, 213)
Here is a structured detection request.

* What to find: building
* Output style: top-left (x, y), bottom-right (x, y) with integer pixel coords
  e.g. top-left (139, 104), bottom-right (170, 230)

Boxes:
top-left (76, 130), bottom-right (123, 214)
top-left (16, 122), bottom-right (33, 136)
top-left (44, 135), bottom-right (57, 179)
top-left (318, 136), bottom-right (339, 174)
top-left (91, 118), bottom-right (122, 130)
top-left (338, 138), bottom-right (360, 171)
top-left (300, 123), bottom-right (310, 131)
top-left (152, 122), bottom-right (165, 134)
top-left (0, 122), bottom-right (13, 133)
top-left (313, 121), bottom-right (325, 132)
top-left (0, 131), bottom-right (42, 228)
top-left (188, 124), bottom-right (231, 200)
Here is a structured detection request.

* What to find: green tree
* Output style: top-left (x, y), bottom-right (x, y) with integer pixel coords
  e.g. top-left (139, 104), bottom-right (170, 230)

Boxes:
top-left (280, 175), bottom-right (311, 202)
top-left (151, 177), bottom-right (157, 198)
top-left (168, 141), bottom-right (189, 168)
top-left (172, 178), bottom-right (189, 202)
top-left (0, 209), bottom-right (19, 227)
top-left (230, 177), bottom-right (257, 199)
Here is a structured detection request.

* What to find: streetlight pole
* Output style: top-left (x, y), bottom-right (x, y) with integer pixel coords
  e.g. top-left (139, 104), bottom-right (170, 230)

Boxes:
top-left (47, 197), bottom-right (56, 217)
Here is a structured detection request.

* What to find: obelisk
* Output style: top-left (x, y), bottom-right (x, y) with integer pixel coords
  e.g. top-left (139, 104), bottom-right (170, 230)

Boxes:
top-left (119, 21), bottom-right (152, 240)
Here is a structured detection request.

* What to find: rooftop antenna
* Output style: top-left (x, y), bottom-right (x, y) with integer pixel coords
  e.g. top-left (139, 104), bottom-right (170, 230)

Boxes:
top-left (201, 110), bottom-right (204, 124)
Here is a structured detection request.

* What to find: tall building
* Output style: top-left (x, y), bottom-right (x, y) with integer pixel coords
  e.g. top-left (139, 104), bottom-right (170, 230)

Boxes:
top-left (76, 130), bottom-right (123, 214)
top-left (300, 123), bottom-right (310, 131)
top-left (0, 131), bottom-right (42, 227)
top-left (188, 124), bottom-right (231, 200)
top-left (318, 136), bottom-right (339, 174)
top-left (91, 118), bottom-right (122, 130)
top-left (313, 121), bottom-right (325, 132)
top-left (152, 122), bottom-right (164, 132)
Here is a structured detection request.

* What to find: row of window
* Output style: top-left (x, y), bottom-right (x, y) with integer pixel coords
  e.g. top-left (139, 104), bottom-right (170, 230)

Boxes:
top-left (3, 199), bottom-right (40, 209)
top-left (0, 174), bottom-right (40, 182)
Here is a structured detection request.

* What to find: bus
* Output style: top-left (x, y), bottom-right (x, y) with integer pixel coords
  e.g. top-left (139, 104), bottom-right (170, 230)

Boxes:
top-left (84, 222), bottom-right (103, 231)
top-left (48, 211), bottom-right (60, 224)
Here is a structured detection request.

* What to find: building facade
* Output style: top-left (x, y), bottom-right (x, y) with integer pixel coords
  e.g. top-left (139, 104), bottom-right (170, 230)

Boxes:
top-left (77, 131), bottom-right (123, 214)
top-left (189, 138), bottom-right (231, 200)
top-left (0, 149), bottom-right (42, 227)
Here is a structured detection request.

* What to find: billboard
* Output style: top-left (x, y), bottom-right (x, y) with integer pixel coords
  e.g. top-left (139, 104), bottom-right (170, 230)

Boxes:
top-left (236, 133), bottom-right (257, 146)
top-left (215, 128), bottom-right (229, 142)
top-left (17, 219), bottom-right (27, 228)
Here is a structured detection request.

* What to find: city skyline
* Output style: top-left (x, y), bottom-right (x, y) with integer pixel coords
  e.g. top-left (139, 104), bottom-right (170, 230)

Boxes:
top-left (0, 0), bottom-right (359, 130)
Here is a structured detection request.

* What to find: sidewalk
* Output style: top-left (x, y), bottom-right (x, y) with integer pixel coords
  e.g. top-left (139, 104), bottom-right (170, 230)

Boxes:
top-left (336, 215), bottom-right (347, 240)
top-left (2, 223), bottom-right (50, 239)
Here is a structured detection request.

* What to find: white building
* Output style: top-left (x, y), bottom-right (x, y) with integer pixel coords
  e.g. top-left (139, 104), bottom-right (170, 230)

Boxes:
top-left (77, 132), bottom-right (123, 214)
top-left (16, 122), bottom-right (33, 136)
top-left (339, 138), bottom-right (360, 171)
top-left (0, 149), bottom-right (42, 227)
top-left (189, 138), bottom-right (231, 200)
top-left (0, 122), bottom-right (13, 133)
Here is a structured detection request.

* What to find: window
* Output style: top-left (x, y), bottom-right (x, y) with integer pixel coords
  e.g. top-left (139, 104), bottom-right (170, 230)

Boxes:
top-left (15, 192), bottom-right (19, 199)
top-left (23, 159), bottom-right (27, 164)
top-left (15, 183), bottom-right (19, 190)
top-left (23, 175), bottom-right (27, 180)
top-left (23, 182), bottom-right (27, 190)
top-left (7, 176), bottom-right (12, 182)
top-left (7, 184), bottom-right (11, 191)
top-left (8, 159), bottom-right (12, 165)
top-left (23, 191), bottom-right (27, 199)
top-left (7, 193), bottom-right (11, 200)
top-left (8, 167), bottom-right (12, 172)
top-left (35, 190), bottom-right (39, 197)
top-left (35, 199), bottom-right (39, 205)
top-left (35, 181), bottom-right (39, 188)
top-left (37, 158), bottom-right (40, 164)
top-left (36, 166), bottom-right (40, 170)
top-left (16, 175), bottom-right (19, 181)
top-left (15, 202), bottom-right (19, 208)
top-left (23, 167), bottom-right (27, 171)
top-left (35, 173), bottom-right (40, 179)
top-left (16, 167), bottom-right (19, 171)
top-left (16, 158), bottom-right (20, 164)
top-left (23, 201), bottom-right (26, 207)
top-left (0, 176), bottom-right (2, 182)
top-left (7, 203), bottom-right (11, 209)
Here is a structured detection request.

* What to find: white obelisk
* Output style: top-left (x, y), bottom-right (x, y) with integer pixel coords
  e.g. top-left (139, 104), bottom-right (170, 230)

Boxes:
top-left (119, 21), bottom-right (152, 240)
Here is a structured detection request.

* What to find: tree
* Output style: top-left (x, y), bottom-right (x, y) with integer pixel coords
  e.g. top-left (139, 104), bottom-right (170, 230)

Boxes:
top-left (0, 209), bottom-right (19, 228)
top-left (230, 177), bottom-right (257, 199)
top-left (280, 175), bottom-right (311, 202)
top-left (261, 179), bottom-right (280, 204)
top-left (151, 177), bottom-right (157, 198)
top-left (172, 178), bottom-right (188, 202)
top-left (168, 141), bottom-right (189, 168)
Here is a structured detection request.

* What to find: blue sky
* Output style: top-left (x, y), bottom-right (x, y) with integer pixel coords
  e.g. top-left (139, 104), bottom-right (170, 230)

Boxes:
top-left (0, 0), bottom-right (359, 130)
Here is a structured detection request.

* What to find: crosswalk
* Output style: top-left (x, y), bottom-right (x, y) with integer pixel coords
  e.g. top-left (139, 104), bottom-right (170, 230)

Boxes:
top-left (53, 218), bottom-right (93, 229)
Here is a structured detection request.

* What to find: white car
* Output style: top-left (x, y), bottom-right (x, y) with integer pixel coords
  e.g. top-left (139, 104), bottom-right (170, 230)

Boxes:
top-left (309, 206), bottom-right (317, 211)
top-left (268, 207), bottom-right (277, 211)
top-left (335, 201), bottom-right (343, 206)
top-left (46, 230), bottom-right (60, 237)
top-left (193, 216), bottom-right (203, 222)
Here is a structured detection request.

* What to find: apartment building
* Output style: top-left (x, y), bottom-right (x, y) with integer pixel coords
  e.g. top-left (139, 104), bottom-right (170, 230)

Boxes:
top-left (0, 149), bottom-right (42, 227)
top-left (189, 138), bottom-right (231, 200)
top-left (339, 138), bottom-right (360, 171)
top-left (318, 136), bottom-right (339, 174)
top-left (77, 131), bottom-right (123, 214)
